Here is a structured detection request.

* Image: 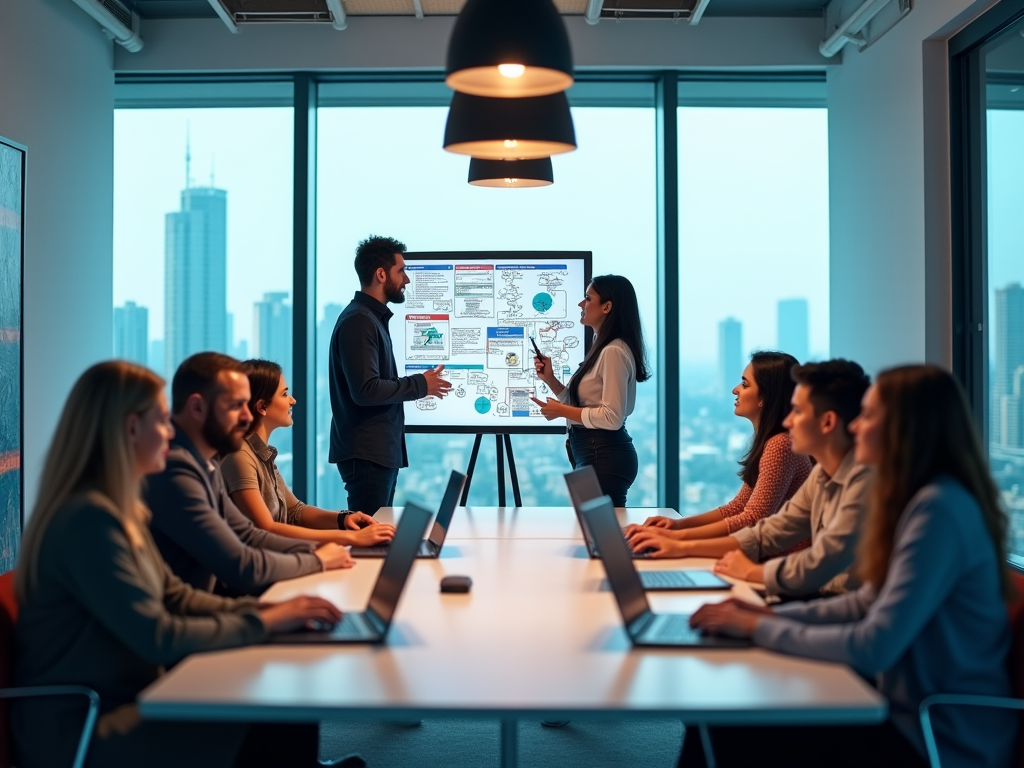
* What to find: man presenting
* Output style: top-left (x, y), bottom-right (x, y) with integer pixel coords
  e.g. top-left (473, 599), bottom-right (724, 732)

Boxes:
top-left (329, 235), bottom-right (451, 515)
top-left (627, 359), bottom-right (871, 598)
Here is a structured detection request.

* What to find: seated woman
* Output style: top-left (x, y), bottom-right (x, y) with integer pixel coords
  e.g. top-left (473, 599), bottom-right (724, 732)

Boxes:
top-left (627, 351), bottom-right (811, 557)
top-left (221, 359), bottom-right (395, 548)
top-left (687, 365), bottom-right (1015, 768)
top-left (12, 360), bottom-right (351, 768)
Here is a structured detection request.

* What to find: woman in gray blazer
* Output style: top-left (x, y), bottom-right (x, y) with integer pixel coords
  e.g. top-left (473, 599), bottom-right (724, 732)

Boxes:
top-left (12, 361), bottom-right (349, 768)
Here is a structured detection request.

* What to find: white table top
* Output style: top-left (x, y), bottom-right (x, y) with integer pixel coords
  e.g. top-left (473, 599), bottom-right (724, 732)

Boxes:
top-left (140, 514), bottom-right (885, 725)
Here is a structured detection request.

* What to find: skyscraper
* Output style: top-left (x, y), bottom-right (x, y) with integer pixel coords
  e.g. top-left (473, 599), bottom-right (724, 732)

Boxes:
top-left (718, 317), bottom-right (743, 394)
top-left (994, 283), bottom-right (1024, 449)
top-left (113, 301), bottom-right (148, 365)
top-left (164, 146), bottom-right (228, 375)
top-left (253, 292), bottom-right (292, 379)
top-left (777, 298), bottom-right (810, 363)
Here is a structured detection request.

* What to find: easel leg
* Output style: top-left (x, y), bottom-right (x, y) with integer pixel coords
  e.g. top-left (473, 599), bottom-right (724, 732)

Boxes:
top-left (462, 433), bottom-right (483, 506)
top-left (504, 434), bottom-right (522, 507)
top-left (496, 434), bottom-right (506, 507)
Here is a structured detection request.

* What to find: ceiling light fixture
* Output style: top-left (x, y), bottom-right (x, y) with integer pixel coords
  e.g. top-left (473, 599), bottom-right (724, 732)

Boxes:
top-left (445, 0), bottom-right (574, 98)
top-left (468, 158), bottom-right (554, 188)
top-left (444, 92), bottom-right (576, 160)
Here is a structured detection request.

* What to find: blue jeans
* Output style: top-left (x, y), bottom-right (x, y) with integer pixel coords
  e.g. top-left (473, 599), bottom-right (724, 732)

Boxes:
top-left (567, 425), bottom-right (638, 506)
top-left (336, 459), bottom-right (399, 516)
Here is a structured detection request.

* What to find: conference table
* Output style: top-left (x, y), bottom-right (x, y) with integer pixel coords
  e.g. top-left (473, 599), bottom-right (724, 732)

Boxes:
top-left (139, 506), bottom-right (886, 767)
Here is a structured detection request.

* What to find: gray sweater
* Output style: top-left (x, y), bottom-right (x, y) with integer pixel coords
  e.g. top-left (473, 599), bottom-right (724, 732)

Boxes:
top-left (754, 478), bottom-right (1014, 767)
top-left (146, 431), bottom-right (322, 596)
top-left (13, 492), bottom-right (266, 768)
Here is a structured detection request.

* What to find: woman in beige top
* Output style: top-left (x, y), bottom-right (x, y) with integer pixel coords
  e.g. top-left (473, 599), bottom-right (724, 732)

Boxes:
top-left (221, 359), bottom-right (395, 548)
top-left (13, 360), bottom-right (345, 768)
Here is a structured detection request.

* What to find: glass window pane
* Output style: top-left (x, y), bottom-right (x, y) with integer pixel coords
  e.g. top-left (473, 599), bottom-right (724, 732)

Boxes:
top-left (983, 17), bottom-right (1024, 559)
top-left (677, 107), bottom-right (830, 515)
top-left (113, 107), bottom-right (294, 482)
top-left (316, 106), bottom-right (658, 509)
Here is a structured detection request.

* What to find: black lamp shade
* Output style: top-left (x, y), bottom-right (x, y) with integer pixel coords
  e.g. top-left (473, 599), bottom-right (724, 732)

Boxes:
top-left (468, 158), bottom-right (554, 188)
top-left (445, 0), bottom-right (574, 98)
top-left (444, 92), bottom-right (576, 160)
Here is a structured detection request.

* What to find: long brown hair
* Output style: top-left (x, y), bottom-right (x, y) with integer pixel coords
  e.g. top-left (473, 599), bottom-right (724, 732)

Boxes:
top-left (16, 361), bottom-right (164, 601)
top-left (739, 351), bottom-right (800, 487)
top-left (239, 359), bottom-right (283, 438)
top-left (856, 365), bottom-right (1010, 596)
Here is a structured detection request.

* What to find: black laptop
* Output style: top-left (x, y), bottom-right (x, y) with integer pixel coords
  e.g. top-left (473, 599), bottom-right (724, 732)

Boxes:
top-left (564, 468), bottom-right (729, 590)
top-left (350, 471), bottom-right (467, 558)
top-left (269, 502), bottom-right (432, 645)
top-left (581, 496), bottom-right (750, 649)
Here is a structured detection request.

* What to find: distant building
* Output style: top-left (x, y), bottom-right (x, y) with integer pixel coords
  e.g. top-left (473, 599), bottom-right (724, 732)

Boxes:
top-left (994, 284), bottom-right (1024, 449)
top-left (164, 146), bottom-right (228, 374)
top-left (113, 301), bottom-right (148, 366)
top-left (717, 317), bottom-right (743, 394)
top-left (253, 292), bottom-right (292, 379)
top-left (226, 313), bottom-right (249, 362)
top-left (777, 298), bottom-right (810, 363)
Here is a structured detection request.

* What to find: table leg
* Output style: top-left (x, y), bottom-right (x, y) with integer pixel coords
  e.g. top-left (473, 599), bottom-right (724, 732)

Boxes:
top-left (500, 717), bottom-right (518, 768)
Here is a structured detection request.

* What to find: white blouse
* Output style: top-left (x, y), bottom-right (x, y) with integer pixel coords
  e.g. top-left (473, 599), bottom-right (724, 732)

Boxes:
top-left (556, 338), bottom-right (636, 431)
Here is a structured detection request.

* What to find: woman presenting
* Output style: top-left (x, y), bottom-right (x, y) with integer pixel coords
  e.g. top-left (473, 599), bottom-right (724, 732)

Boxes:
top-left (531, 274), bottom-right (650, 506)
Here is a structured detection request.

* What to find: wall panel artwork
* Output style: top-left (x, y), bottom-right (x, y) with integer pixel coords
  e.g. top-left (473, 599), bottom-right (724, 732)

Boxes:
top-left (0, 136), bottom-right (24, 572)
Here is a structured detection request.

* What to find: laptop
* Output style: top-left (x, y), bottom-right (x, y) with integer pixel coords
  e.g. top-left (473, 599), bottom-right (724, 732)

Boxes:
top-left (269, 502), bottom-right (432, 645)
top-left (581, 496), bottom-right (750, 649)
top-left (564, 466), bottom-right (650, 560)
top-left (350, 471), bottom-right (467, 558)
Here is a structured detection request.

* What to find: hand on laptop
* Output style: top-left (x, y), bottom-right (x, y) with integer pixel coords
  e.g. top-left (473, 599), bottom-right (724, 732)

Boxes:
top-left (314, 542), bottom-right (357, 570)
top-left (342, 511), bottom-right (379, 530)
top-left (640, 515), bottom-right (680, 529)
top-left (259, 596), bottom-right (343, 634)
top-left (689, 598), bottom-right (772, 639)
top-left (625, 528), bottom-right (690, 558)
top-left (347, 524), bottom-right (397, 547)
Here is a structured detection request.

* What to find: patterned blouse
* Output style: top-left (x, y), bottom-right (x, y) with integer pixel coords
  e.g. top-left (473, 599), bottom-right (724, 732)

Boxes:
top-left (715, 432), bottom-right (813, 536)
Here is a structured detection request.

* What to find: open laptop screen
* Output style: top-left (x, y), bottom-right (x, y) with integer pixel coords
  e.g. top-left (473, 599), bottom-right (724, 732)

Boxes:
top-left (427, 471), bottom-right (467, 547)
top-left (580, 496), bottom-right (651, 628)
top-left (564, 466), bottom-right (604, 510)
top-left (367, 503), bottom-right (431, 627)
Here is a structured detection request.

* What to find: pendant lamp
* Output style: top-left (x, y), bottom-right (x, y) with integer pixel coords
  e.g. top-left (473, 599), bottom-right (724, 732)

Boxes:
top-left (446, 0), bottom-right (573, 98)
top-left (444, 92), bottom-right (576, 161)
top-left (468, 158), bottom-right (554, 188)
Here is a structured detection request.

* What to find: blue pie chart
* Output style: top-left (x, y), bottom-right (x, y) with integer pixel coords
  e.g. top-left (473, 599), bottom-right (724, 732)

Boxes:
top-left (532, 293), bottom-right (553, 313)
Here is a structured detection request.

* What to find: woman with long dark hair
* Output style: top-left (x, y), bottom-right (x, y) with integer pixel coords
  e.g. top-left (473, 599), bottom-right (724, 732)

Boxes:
top-left (532, 275), bottom-right (650, 506)
top-left (687, 366), bottom-right (1014, 768)
top-left (221, 359), bottom-right (395, 548)
top-left (627, 351), bottom-right (811, 556)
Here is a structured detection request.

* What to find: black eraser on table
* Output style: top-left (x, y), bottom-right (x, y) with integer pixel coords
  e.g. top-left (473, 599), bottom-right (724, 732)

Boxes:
top-left (440, 575), bottom-right (472, 593)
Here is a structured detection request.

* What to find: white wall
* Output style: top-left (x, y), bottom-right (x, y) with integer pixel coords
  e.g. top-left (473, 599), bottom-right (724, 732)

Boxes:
top-left (827, 0), bottom-right (1000, 374)
top-left (0, 0), bottom-right (114, 515)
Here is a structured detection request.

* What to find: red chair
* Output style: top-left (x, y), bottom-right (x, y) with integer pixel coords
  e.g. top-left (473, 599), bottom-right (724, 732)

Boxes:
top-left (918, 569), bottom-right (1024, 768)
top-left (0, 571), bottom-right (99, 768)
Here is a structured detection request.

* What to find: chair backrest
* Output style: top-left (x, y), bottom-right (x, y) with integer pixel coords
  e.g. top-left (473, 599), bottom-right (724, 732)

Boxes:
top-left (0, 571), bottom-right (19, 768)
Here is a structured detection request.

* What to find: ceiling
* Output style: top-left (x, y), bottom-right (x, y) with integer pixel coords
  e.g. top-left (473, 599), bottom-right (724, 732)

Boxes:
top-left (127, 0), bottom-right (828, 20)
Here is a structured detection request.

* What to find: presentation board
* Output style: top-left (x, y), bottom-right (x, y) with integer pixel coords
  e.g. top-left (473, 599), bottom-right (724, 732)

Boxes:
top-left (399, 251), bottom-right (592, 433)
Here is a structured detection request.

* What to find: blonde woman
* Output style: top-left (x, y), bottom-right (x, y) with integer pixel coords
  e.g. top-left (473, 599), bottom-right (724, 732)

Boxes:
top-left (12, 361), bottom-right (356, 768)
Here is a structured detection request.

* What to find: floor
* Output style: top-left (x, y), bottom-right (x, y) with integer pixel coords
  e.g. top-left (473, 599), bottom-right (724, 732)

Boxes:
top-left (320, 718), bottom-right (685, 767)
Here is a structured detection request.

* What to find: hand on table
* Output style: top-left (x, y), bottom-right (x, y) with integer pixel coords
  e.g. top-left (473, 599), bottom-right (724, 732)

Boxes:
top-left (530, 396), bottom-right (567, 421)
top-left (689, 598), bottom-right (773, 639)
top-left (343, 511), bottom-right (379, 530)
top-left (714, 550), bottom-right (761, 583)
top-left (314, 542), bottom-right (356, 570)
top-left (348, 524), bottom-right (396, 547)
top-left (259, 596), bottom-right (343, 634)
top-left (423, 365), bottom-right (452, 398)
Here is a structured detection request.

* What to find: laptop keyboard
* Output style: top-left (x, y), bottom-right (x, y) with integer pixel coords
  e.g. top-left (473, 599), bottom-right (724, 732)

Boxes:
top-left (639, 571), bottom-right (695, 589)
top-left (647, 613), bottom-right (699, 641)
top-left (330, 613), bottom-right (369, 639)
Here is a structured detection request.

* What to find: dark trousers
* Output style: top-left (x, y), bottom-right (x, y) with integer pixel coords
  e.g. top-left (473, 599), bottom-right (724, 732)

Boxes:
top-left (677, 720), bottom-right (928, 768)
top-left (567, 425), bottom-right (639, 507)
top-left (337, 458), bottom-right (399, 515)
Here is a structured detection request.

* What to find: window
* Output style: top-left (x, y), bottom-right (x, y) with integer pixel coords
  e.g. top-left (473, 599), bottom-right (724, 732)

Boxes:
top-left (676, 107), bottom-right (830, 515)
top-left (315, 102), bottom-right (658, 509)
top-left (113, 106), bottom-right (295, 481)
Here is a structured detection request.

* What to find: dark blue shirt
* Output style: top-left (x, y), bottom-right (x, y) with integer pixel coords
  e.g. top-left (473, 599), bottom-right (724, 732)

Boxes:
top-left (328, 291), bottom-right (427, 469)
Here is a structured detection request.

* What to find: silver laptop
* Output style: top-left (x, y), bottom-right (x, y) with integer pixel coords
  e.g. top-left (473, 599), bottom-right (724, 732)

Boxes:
top-left (269, 502), bottom-right (432, 645)
top-left (564, 468), bottom-right (729, 590)
top-left (581, 496), bottom-right (750, 649)
top-left (350, 471), bottom-right (467, 558)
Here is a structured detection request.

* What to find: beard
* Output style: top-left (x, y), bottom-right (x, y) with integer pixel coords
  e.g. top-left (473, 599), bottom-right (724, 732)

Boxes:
top-left (383, 275), bottom-right (406, 304)
top-left (202, 409), bottom-right (248, 455)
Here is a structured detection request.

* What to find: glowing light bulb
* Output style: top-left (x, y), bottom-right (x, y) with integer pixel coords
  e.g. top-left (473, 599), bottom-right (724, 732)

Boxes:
top-left (498, 64), bottom-right (526, 79)
top-left (503, 140), bottom-right (518, 148)
top-left (505, 178), bottom-right (519, 185)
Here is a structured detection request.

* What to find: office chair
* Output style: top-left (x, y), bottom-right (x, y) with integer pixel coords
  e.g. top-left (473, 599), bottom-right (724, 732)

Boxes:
top-left (0, 571), bottom-right (99, 768)
top-left (918, 570), bottom-right (1024, 768)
